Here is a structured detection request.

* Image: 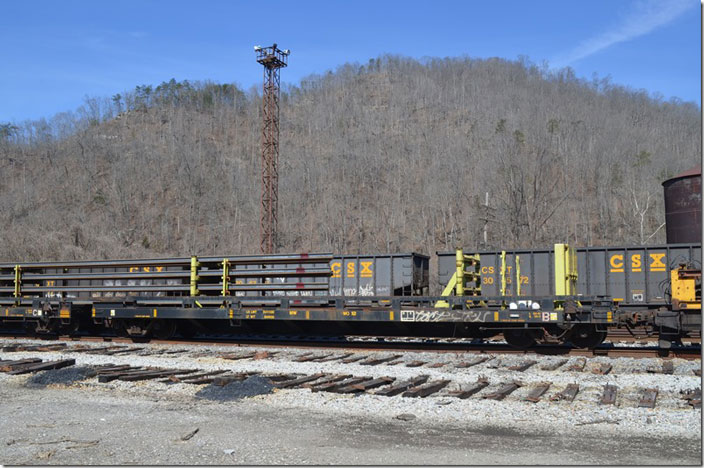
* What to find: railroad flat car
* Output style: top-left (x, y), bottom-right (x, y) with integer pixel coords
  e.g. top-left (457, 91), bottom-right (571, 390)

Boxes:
top-left (0, 170), bottom-right (699, 349)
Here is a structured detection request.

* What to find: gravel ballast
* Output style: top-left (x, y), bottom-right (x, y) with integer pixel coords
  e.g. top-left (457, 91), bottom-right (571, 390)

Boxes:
top-left (195, 376), bottom-right (274, 401)
top-left (0, 337), bottom-right (700, 464)
top-left (25, 366), bottom-right (96, 388)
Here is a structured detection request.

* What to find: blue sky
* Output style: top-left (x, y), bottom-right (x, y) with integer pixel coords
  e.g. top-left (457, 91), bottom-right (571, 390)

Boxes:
top-left (0, 0), bottom-right (700, 123)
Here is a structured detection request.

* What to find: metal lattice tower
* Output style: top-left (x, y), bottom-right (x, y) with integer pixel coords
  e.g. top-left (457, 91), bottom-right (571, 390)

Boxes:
top-left (255, 43), bottom-right (289, 254)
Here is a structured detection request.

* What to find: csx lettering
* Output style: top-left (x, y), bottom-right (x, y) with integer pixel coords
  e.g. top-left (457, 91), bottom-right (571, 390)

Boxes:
top-left (649, 253), bottom-right (666, 271)
top-left (631, 254), bottom-right (641, 272)
top-left (128, 266), bottom-right (165, 273)
top-left (330, 262), bottom-right (341, 278)
top-left (609, 255), bottom-right (624, 272)
top-left (609, 252), bottom-right (666, 272)
top-left (360, 261), bottom-right (373, 278)
top-left (346, 262), bottom-right (355, 278)
top-left (481, 266), bottom-right (495, 274)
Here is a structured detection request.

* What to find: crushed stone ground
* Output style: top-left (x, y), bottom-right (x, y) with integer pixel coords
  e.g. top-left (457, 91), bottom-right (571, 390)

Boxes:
top-left (194, 375), bottom-right (274, 401)
top-left (24, 366), bottom-right (96, 388)
top-left (0, 337), bottom-right (700, 464)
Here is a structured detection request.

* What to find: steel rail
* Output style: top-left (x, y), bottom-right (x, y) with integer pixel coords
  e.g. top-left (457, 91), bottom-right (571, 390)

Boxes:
top-left (0, 283), bottom-right (330, 293)
top-left (0, 253), bottom-right (333, 269)
top-left (0, 333), bottom-right (699, 360)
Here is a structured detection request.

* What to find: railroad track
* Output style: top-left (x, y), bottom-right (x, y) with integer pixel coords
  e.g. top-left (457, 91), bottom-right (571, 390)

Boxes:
top-left (606, 328), bottom-right (701, 344)
top-left (0, 332), bottom-right (700, 359)
top-left (0, 337), bottom-right (700, 410)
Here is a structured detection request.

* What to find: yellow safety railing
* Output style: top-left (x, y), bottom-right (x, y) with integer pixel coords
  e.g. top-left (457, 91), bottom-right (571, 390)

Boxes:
top-left (221, 259), bottom-right (230, 296)
top-left (436, 249), bottom-right (481, 308)
top-left (190, 256), bottom-right (200, 296)
top-left (554, 243), bottom-right (577, 296)
top-left (13, 265), bottom-right (21, 299)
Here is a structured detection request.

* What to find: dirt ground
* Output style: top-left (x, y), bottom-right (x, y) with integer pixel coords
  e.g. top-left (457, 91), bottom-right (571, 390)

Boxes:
top-left (0, 382), bottom-right (700, 465)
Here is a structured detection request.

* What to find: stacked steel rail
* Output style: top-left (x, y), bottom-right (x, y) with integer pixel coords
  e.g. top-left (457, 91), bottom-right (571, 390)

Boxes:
top-left (0, 253), bottom-right (332, 299)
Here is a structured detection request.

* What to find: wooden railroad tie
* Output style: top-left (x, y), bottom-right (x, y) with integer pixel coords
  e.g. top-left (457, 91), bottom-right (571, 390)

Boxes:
top-left (508, 360), bottom-right (537, 372)
top-left (646, 361), bottom-right (674, 375)
top-left (592, 363), bottom-right (612, 375)
top-left (402, 379), bottom-right (451, 398)
top-left (336, 377), bottom-right (396, 394)
top-left (275, 373), bottom-right (327, 389)
top-left (540, 359), bottom-right (568, 371)
top-left (483, 381), bottom-right (522, 401)
top-left (341, 355), bottom-right (367, 364)
top-left (680, 389), bottom-right (702, 409)
top-left (427, 362), bottom-right (447, 368)
top-left (212, 373), bottom-right (255, 387)
top-left (308, 353), bottom-right (338, 362)
top-left (6, 359), bottom-right (76, 375)
top-left (448, 377), bottom-right (489, 399)
top-left (117, 368), bottom-right (198, 382)
top-left (327, 377), bottom-right (374, 393)
top-left (164, 370), bottom-right (227, 384)
top-left (98, 367), bottom-right (146, 382)
top-left (486, 359), bottom-right (502, 369)
top-left (600, 384), bottom-right (618, 405)
top-left (375, 375), bottom-right (430, 397)
top-left (95, 365), bottom-right (135, 374)
top-left (566, 358), bottom-right (586, 372)
top-left (104, 347), bottom-right (143, 356)
top-left (0, 358), bottom-right (43, 372)
top-left (177, 373), bottom-right (238, 385)
top-left (638, 388), bottom-right (659, 408)
top-left (300, 374), bottom-right (352, 389)
top-left (385, 360), bottom-right (405, 366)
top-left (217, 352), bottom-right (257, 361)
top-left (550, 384), bottom-right (579, 402)
top-left (455, 356), bottom-right (490, 368)
top-left (523, 383), bottom-right (551, 403)
top-left (2, 343), bottom-right (68, 352)
top-left (81, 346), bottom-right (129, 354)
top-left (405, 361), bottom-right (426, 368)
top-left (295, 353), bottom-right (331, 362)
top-left (311, 376), bottom-right (369, 393)
top-left (315, 353), bottom-right (352, 362)
top-left (360, 355), bottom-right (402, 366)
top-left (265, 374), bottom-right (300, 382)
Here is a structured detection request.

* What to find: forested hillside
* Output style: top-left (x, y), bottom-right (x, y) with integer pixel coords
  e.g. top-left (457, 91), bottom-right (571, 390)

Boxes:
top-left (0, 55), bottom-right (700, 262)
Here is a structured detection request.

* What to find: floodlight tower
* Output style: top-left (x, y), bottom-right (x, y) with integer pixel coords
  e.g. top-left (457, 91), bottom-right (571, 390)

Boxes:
top-left (254, 43), bottom-right (289, 254)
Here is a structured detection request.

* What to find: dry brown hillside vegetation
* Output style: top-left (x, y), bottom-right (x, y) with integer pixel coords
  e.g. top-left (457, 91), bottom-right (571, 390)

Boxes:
top-left (0, 55), bottom-right (700, 262)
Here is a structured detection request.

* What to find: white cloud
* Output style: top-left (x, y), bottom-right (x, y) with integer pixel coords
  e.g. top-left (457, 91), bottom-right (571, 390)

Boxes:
top-left (551, 0), bottom-right (694, 68)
